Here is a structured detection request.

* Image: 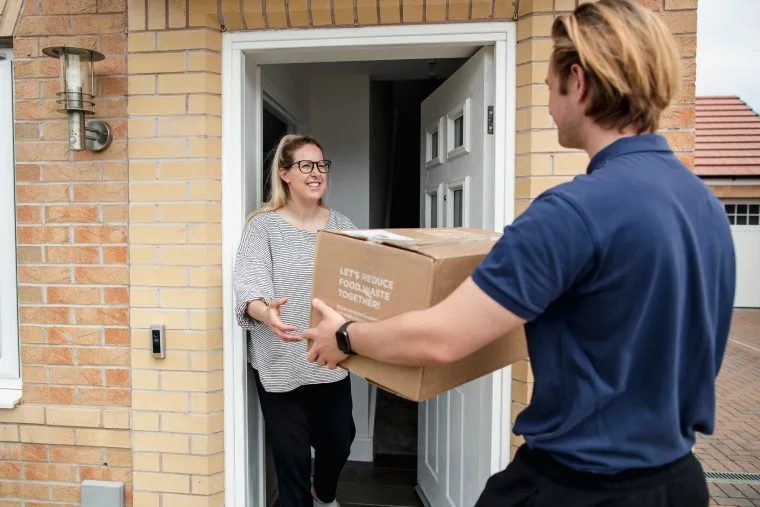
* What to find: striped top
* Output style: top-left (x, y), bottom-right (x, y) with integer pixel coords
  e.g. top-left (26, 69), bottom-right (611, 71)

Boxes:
top-left (233, 208), bottom-right (356, 393)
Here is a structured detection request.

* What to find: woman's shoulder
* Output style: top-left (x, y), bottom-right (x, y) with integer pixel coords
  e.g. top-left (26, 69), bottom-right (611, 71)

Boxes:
top-left (243, 210), bottom-right (280, 239)
top-left (328, 209), bottom-right (357, 230)
top-left (247, 210), bottom-right (278, 226)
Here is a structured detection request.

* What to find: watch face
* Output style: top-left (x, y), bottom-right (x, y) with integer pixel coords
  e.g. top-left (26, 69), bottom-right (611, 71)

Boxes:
top-left (336, 331), bottom-right (349, 353)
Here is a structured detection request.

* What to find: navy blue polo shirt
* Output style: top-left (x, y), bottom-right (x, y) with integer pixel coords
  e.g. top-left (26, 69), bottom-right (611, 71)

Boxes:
top-left (471, 133), bottom-right (736, 473)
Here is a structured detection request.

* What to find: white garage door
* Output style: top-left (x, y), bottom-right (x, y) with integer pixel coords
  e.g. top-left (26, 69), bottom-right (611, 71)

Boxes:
top-left (724, 200), bottom-right (760, 308)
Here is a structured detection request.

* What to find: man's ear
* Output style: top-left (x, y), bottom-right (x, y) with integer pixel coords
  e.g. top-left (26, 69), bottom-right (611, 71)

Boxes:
top-left (569, 63), bottom-right (588, 103)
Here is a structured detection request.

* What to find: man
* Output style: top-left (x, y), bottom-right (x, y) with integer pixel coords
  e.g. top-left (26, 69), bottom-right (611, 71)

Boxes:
top-left (303, 1), bottom-right (735, 505)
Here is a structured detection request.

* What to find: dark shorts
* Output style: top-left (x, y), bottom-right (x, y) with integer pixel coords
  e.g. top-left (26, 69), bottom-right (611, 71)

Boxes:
top-left (475, 444), bottom-right (709, 507)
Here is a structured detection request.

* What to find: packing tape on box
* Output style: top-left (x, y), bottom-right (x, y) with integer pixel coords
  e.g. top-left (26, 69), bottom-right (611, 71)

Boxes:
top-left (384, 236), bottom-right (502, 252)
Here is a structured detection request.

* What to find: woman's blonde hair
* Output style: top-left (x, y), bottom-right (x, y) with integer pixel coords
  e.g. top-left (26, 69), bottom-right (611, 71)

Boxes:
top-left (551, 0), bottom-right (681, 134)
top-left (247, 134), bottom-right (326, 221)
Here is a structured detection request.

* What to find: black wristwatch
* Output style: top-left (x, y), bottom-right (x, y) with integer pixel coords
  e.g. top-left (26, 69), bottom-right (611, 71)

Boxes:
top-left (336, 321), bottom-right (356, 355)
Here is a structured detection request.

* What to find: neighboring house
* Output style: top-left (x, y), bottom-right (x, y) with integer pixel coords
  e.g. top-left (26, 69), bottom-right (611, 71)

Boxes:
top-left (696, 96), bottom-right (760, 308)
top-left (0, 1), bottom-right (699, 507)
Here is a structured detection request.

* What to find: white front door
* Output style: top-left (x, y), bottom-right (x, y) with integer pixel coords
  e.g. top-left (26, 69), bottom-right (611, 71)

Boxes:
top-left (418, 45), bottom-right (495, 507)
top-left (724, 200), bottom-right (760, 308)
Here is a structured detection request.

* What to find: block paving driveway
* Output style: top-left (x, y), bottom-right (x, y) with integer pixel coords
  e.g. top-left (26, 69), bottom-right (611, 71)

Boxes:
top-left (694, 309), bottom-right (760, 507)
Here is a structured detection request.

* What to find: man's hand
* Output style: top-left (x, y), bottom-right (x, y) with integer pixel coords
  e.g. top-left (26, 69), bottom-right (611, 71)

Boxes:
top-left (264, 297), bottom-right (302, 342)
top-left (304, 298), bottom-right (349, 369)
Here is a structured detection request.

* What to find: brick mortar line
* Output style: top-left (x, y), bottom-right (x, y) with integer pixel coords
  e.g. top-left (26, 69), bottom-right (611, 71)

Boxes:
top-left (127, 47), bottom-right (222, 55)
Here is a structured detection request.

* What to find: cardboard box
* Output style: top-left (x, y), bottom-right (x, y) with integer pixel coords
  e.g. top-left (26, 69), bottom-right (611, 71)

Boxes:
top-left (309, 227), bottom-right (528, 402)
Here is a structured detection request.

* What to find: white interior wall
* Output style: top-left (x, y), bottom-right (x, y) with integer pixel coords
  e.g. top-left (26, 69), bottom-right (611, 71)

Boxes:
top-left (308, 73), bottom-right (371, 228)
top-left (260, 65), bottom-right (310, 129)
top-left (260, 64), bottom-right (376, 462)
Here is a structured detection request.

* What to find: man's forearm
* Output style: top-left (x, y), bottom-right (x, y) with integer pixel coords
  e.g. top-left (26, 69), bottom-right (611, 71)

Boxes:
top-left (339, 278), bottom-right (526, 367)
top-left (348, 309), bottom-right (452, 366)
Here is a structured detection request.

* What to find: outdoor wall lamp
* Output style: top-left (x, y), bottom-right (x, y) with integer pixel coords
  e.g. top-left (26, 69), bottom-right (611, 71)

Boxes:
top-left (41, 46), bottom-right (112, 152)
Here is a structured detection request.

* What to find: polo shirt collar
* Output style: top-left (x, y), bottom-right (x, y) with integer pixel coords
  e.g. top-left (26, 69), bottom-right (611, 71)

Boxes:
top-left (587, 133), bottom-right (671, 174)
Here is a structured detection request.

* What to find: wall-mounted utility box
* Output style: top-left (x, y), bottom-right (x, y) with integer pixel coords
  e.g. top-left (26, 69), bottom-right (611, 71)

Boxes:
top-left (81, 480), bottom-right (124, 507)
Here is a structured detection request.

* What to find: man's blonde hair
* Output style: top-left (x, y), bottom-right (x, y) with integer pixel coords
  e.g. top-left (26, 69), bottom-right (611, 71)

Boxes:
top-left (551, 0), bottom-right (681, 134)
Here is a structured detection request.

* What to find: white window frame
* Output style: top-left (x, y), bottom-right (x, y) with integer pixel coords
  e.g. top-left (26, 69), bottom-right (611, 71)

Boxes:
top-left (0, 47), bottom-right (21, 408)
top-left (446, 97), bottom-right (471, 160)
top-left (425, 117), bottom-right (444, 169)
top-left (723, 199), bottom-right (760, 229)
top-left (425, 183), bottom-right (445, 228)
top-left (446, 176), bottom-right (471, 228)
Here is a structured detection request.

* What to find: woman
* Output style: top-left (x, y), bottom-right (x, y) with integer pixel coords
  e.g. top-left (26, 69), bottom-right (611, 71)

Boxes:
top-left (233, 134), bottom-right (356, 507)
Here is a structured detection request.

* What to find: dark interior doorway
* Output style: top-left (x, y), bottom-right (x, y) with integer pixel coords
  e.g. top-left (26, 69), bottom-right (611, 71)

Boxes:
top-left (262, 105), bottom-right (290, 203)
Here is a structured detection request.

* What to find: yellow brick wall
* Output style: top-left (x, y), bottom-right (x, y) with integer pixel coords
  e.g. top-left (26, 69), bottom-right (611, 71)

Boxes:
top-left (217, 0), bottom-right (514, 27)
top-left (1, 0), bottom-right (698, 504)
top-left (126, 2), bottom-right (224, 506)
top-left (2, 1), bottom-right (132, 506)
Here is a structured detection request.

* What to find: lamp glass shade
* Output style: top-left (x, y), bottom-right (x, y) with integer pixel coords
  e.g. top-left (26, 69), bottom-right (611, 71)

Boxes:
top-left (42, 46), bottom-right (104, 114)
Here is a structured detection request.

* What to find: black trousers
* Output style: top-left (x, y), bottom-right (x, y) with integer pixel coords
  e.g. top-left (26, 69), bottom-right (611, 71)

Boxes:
top-left (475, 444), bottom-right (709, 507)
top-left (254, 369), bottom-right (356, 507)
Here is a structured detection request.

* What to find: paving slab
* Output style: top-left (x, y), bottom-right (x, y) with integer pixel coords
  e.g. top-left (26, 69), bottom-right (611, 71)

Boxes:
top-left (697, 310), bottom-right (760, 507)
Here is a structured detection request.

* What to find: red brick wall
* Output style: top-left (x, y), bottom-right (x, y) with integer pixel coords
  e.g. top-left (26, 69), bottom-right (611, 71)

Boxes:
top-left (0, 1), bottom-right (131, 505)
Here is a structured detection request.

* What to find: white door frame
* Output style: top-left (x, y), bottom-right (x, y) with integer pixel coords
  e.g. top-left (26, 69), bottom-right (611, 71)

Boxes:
top-left (221, 21), bottom-right (517, 507)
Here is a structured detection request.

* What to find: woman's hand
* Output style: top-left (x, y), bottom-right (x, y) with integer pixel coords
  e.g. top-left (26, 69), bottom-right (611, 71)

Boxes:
top-left (264, 297), bottom-right (302, 342)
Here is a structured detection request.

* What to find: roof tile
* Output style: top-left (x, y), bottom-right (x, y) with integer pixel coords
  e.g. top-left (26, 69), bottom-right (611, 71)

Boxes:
top-left (695, 96), bottom-right (760, 176)
top-left (698, 135), bottom-right (760, 142)
top-left (697, 143), bottom-right (760, 150)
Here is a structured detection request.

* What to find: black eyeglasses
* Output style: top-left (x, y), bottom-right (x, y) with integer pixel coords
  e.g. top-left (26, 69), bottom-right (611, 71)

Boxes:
top-left (289, 160), bottom-right (331, 174)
